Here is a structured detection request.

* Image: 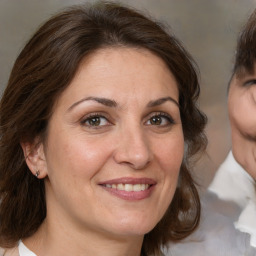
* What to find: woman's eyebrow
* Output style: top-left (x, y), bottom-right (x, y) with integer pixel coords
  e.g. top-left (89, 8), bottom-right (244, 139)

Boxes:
top-left (67, 96), bottom-right (118, 112)
top-left (67, 96), bottom-right (179, 112)
top-left (147, 97), bottom-right (179, 108)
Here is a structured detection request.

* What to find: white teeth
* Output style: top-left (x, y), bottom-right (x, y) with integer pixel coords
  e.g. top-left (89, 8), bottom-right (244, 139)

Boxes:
top-left (105, 183), bottom-right (150, 191)
top-left (133, 184), bottom-right (141, 191)
top-left (117, 184), bottom-right (124, 190)
top-left (124, 184), bottom-right (133, 191)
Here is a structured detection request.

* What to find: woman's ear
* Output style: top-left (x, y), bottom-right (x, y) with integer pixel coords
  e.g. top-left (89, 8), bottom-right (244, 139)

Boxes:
top-left (20, 139), bottom-right (48, 179)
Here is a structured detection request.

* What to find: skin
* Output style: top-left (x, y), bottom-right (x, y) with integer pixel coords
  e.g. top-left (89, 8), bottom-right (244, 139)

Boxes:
top-left (23, 47), bottom-right (184, 256)
top-left (228, 67), bottom-right (256, 180)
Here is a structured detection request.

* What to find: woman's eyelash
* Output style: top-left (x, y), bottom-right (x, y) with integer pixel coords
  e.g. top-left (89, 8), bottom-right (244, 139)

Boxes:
top-left (146, 112), bottom-right (175, 126)
top-left (80, 113), bottom-right (111, 127)
top-left (244, 79), bottom-right (256, 87)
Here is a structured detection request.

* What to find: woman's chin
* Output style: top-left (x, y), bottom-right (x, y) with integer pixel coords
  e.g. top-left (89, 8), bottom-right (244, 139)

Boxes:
top-left (109, 220), bottom-right (156, 237)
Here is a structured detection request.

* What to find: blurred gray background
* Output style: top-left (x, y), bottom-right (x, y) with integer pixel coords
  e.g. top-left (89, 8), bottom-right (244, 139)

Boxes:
top-left (1, 0), bottom-right (256, 189)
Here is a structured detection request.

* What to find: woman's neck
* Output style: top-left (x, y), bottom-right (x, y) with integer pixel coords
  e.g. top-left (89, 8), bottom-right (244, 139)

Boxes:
top-left (23, 218), bottom-right (144, 256)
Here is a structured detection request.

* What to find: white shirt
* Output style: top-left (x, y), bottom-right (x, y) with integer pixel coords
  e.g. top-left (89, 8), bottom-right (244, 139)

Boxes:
top-left (165, 151), bottom-right (256, 256)
top-left (209, 151), bottom-right (256, 247)
top-left (19, 241), bottom-right (37, 256)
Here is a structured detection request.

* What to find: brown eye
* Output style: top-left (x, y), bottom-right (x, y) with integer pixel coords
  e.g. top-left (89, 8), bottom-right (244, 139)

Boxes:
top-left (146, 113), bottom-right (174, 126)
top-left (88, 117), bottom-right (101, 126)
top-left (81, 115), bottom-right (110, 127)
top-left (150, 116), bottom-right (162, 125)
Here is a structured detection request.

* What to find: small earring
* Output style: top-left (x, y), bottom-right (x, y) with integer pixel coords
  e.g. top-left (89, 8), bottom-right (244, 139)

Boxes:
top-left (35, 170), bottom-right (40, 178)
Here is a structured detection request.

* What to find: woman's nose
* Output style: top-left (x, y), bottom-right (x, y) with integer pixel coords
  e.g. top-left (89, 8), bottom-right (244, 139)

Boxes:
top-left (113, 126), bottom-right (153, 170)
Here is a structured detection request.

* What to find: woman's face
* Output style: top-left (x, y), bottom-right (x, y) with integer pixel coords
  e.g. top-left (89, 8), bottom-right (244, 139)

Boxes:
top-left (228, 67), bottom-right (256, 179)
top-left (40, 47), bottom-right (184, 238)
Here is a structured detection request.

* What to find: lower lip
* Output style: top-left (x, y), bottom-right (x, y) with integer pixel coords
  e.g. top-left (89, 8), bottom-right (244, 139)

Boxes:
top-left (100, 185), bottom-right (155, 201)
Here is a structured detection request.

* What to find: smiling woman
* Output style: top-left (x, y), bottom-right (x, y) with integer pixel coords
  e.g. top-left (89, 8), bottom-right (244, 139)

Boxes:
top-left (0, 1), bottom-right (207, 256)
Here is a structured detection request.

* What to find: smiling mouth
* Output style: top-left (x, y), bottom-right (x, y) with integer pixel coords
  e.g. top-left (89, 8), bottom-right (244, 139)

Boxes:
top-left (99, 178), bottom-right (156, 200)
top-left (102, 183), bottom-right (150, 192)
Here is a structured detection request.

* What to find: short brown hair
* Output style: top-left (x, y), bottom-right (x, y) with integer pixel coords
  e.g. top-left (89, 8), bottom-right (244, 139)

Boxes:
top-left (0, 2), bottom-right (207, 255)
top-left (233, 9), bottom-right (256, 77)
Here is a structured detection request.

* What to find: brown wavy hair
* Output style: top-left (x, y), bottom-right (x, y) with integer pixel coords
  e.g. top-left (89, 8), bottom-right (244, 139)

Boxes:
top-left (0, 1), bottom-right (207, 255)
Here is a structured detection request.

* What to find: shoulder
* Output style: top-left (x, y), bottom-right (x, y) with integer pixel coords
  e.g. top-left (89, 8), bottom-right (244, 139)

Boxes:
top-left (164, 192), bottom-right (255, 256)
top-left (165, 232), bottom-right (255, 256)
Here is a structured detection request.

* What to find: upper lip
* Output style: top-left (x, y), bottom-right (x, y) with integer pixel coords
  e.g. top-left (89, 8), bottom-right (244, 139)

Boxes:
top-left (99, 177), bottom-right (156, 185)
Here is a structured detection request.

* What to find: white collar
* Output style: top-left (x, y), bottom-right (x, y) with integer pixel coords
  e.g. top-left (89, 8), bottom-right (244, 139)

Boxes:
top-left (19, 241), bottom-right (37, 256)
top-left (209, 151), bottom-right (256, 247)
top-left (235, 199), bottom-right (256, 247)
